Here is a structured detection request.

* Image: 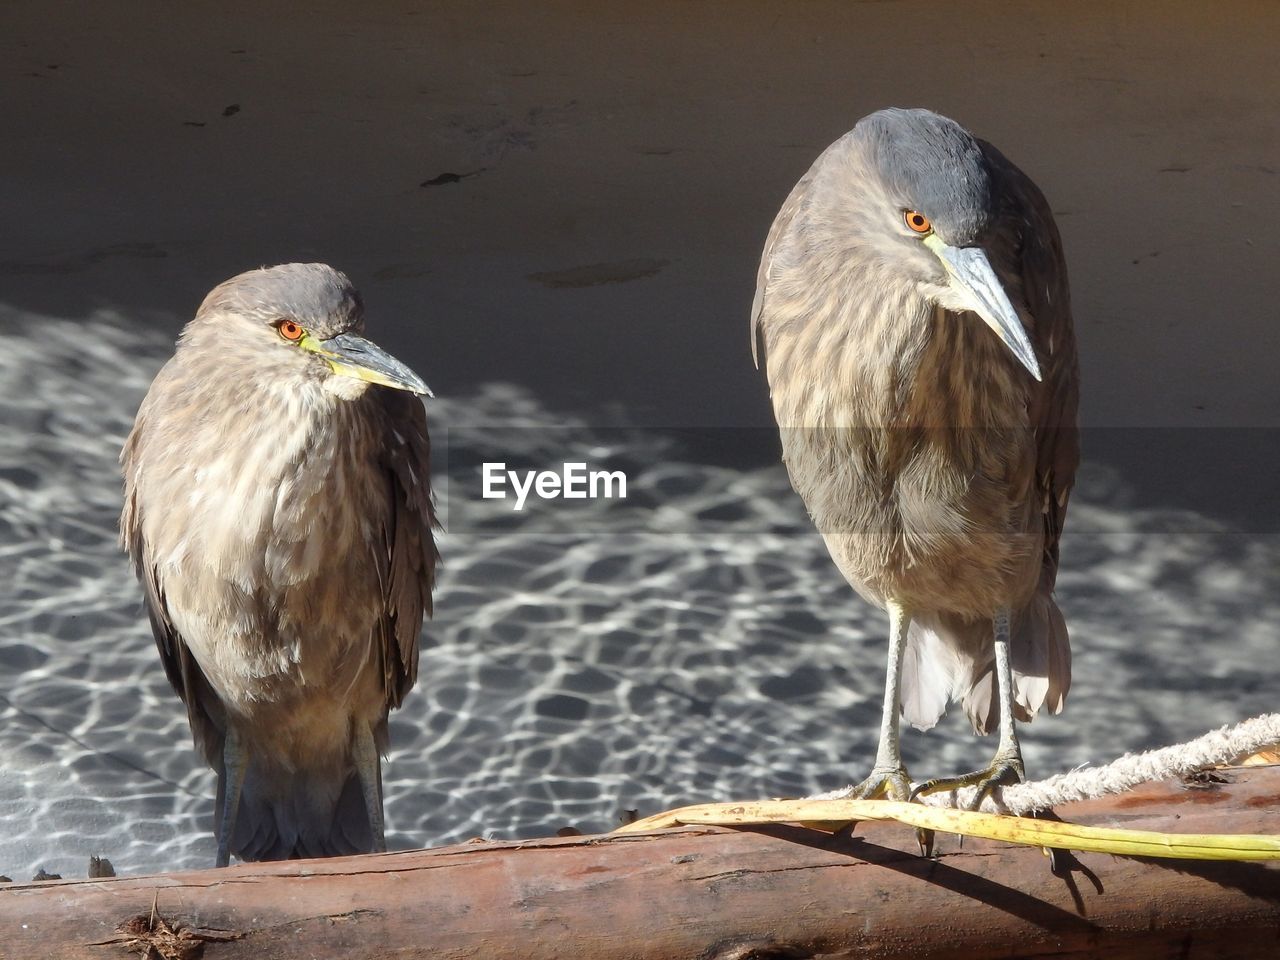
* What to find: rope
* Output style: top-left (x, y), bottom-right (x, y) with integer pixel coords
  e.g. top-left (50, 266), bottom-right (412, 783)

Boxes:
top-left (809, 713), bottom-right (1280, 815)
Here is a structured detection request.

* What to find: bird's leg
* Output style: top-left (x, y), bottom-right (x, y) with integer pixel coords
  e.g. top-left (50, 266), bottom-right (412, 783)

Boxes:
top-left (984, 605), bottom-right (1026, 797)
top-left (215, 728), bottom-right (247, 868)
top-left (847, 599), bottom-right (914, 801)
top-left (352, 721), bottom-right (387, 853)
top-left (912, 606), bottom-right (1024, 808)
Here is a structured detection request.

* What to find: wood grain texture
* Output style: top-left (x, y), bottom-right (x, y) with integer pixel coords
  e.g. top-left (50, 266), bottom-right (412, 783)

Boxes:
top-left (3, 767), bottom-right (1278, 959)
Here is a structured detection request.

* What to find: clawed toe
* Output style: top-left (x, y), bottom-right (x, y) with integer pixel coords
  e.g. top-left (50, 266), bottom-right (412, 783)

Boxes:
top-left (848, 766), bottom-right (914, 802)
top-left (910, 756), bottom-right (1024, 809)
top-left (847, 766), bottom-right (933, 856)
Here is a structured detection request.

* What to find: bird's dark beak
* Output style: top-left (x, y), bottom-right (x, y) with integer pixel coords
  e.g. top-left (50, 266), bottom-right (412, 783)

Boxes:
top-left (308, 332), bottom-right (433, 397)
top-left (924, 236), bottom-right (1042, 381)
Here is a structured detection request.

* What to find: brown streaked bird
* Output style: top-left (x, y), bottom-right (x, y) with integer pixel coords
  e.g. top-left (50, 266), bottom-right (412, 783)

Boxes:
top-left (121, 263), bottom-right (438, 865)
top-left (752, 108), bottom-right (1078, 807)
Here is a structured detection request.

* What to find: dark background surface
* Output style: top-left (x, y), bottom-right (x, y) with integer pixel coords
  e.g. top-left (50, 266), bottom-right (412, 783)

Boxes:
top-left (1, 1), bottom-right (1278, 878)
top-left (4, 1), bottom-right (1278, 523)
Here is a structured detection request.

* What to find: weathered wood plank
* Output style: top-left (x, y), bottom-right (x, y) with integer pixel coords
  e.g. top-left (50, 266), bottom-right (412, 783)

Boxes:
top-left (2, 767), bottom-right (1278, 959)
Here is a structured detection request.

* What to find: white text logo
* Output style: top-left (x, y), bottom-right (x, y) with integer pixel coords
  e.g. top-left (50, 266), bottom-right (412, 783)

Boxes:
top-left (481, 462), bottom-right (628, 512)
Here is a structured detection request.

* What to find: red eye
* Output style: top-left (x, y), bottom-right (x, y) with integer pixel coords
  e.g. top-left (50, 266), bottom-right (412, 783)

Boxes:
top-left (278, 320), bottom-right (304, 341)
top-left (904, 210), bottom-right (933, 234)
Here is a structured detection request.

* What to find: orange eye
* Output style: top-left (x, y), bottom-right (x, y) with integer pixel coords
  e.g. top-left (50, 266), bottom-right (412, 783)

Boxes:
top-left (904, 210), bottom-right (933, 234)
top-left (278, 320), bottom-right (304, 341)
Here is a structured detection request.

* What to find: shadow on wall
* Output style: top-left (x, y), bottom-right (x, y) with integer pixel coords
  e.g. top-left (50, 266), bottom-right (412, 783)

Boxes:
top-left (4, 1), bottom-right (1279, 451)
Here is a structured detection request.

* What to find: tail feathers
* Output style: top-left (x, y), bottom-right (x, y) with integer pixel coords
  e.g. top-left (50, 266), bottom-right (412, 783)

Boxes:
top-left (1042, 593), bottom-right (1071, 717)
top-left (901, 592), bottom-right (1071, 735)
top-left (224, 763), bottom-right (378, 862)
top-left (900, 622), bottom-right (965, 732)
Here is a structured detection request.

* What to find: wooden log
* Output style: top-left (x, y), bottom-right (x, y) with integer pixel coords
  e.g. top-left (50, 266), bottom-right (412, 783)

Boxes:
top-left (3, 766), bottom-right (1279, 959)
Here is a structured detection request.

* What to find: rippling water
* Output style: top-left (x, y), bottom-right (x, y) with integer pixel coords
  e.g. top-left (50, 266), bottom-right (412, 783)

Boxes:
top-left (2, 308), bottom-right (1277, 879)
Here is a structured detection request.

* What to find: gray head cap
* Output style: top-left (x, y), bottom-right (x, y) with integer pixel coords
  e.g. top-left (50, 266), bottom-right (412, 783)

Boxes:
top-left (197, 263), bottom-right (364, 338)
top-left (854, 108), bottom-right (993, 245)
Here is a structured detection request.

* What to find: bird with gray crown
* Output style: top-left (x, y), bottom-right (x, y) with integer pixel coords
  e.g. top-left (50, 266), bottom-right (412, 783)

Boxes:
top-left (752, 108), bottom-right (1078, 809)
top-left (121, 263), bottom-right (438, 865)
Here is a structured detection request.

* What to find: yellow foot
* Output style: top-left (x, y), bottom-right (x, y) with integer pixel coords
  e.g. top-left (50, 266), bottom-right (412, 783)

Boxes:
top-left (910, 754), bottom-right (1025, 810)
top-left (846, 766), bottom-right (932, 856)
top-left (848, 766), bottom-right (913, 802)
